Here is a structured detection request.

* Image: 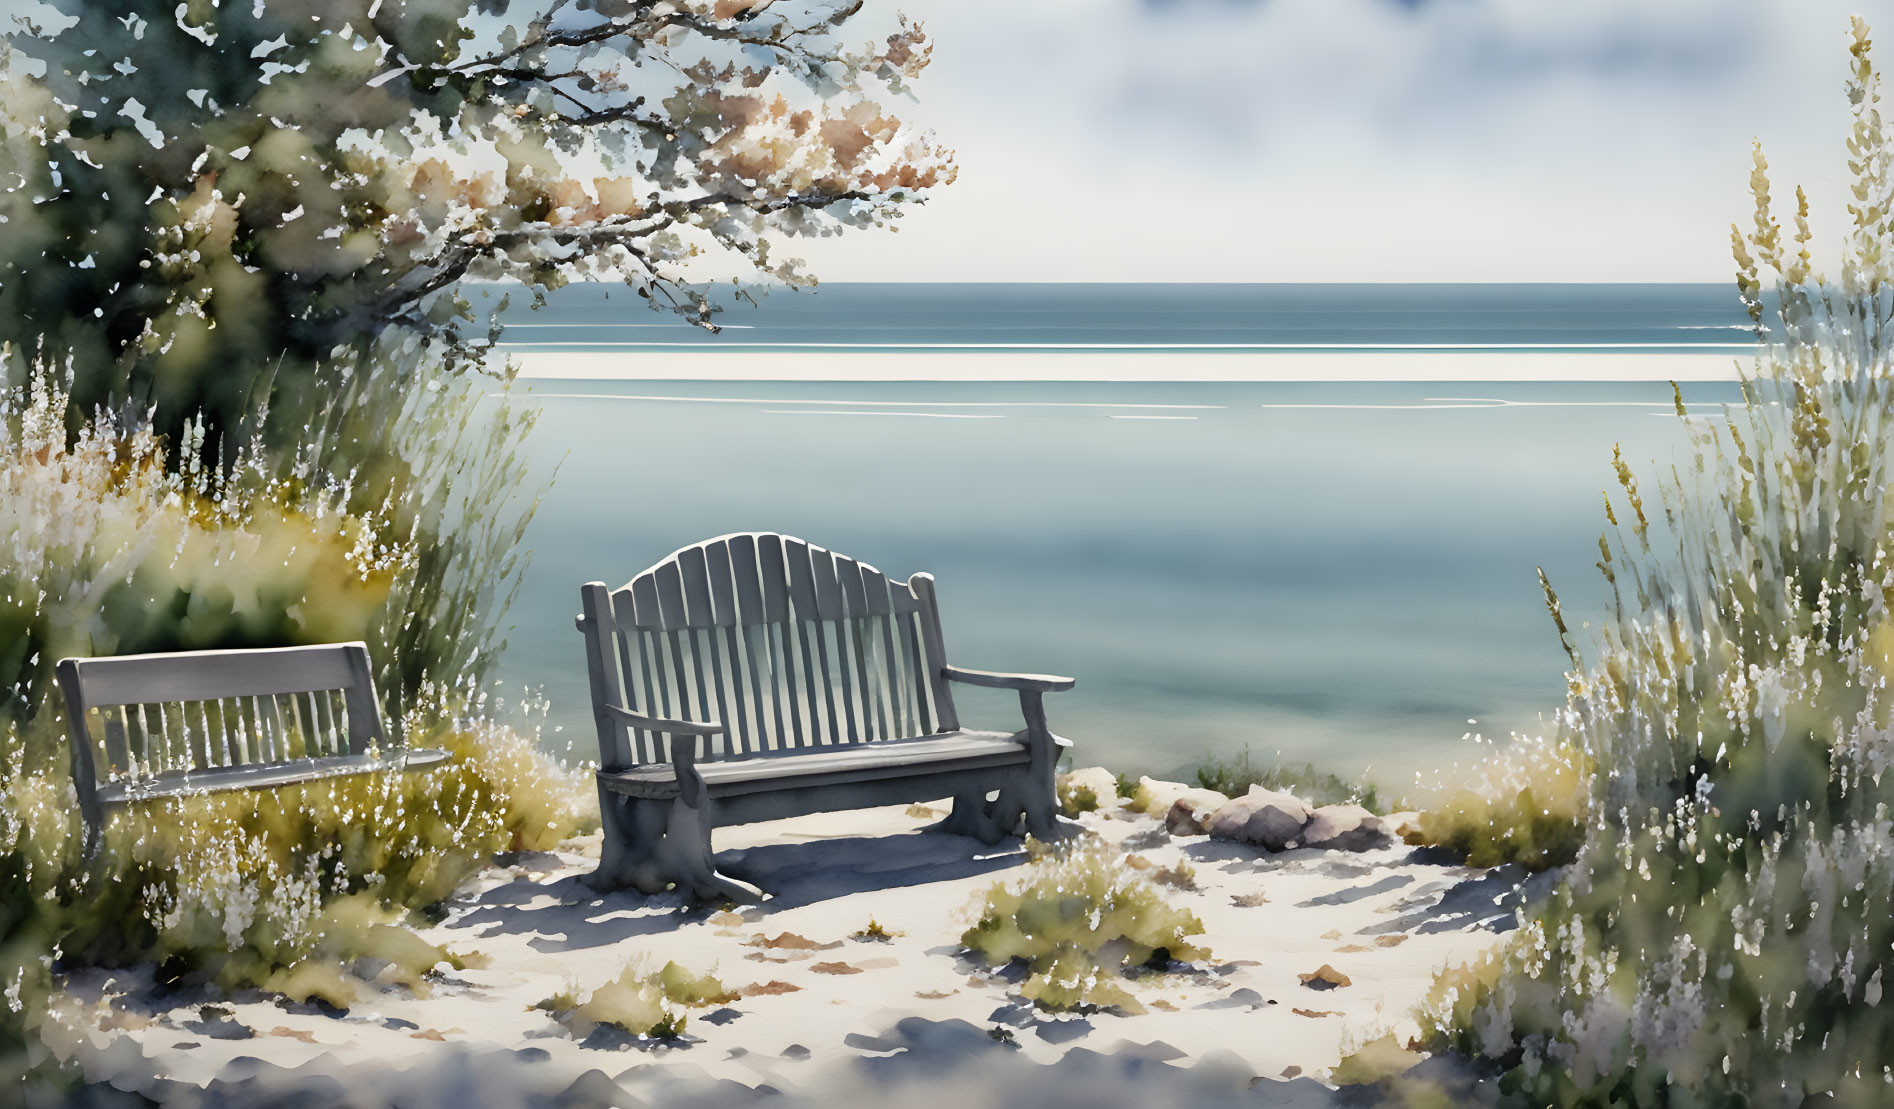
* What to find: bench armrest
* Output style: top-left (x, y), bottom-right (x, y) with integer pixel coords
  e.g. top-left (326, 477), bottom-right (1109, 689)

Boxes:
top-left (602, 704), bottom-right (727, 736)
top-left (942, 666), bottom-right (1075, 694)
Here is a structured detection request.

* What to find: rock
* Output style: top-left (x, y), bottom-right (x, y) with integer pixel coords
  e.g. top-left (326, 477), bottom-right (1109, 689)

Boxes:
top-left (1057, 766), bottom-right (1121, 814)
top-left (1163, 788), bottom-right (1232, 835)
top-left (1204, 787), bottom-right (1310, 850)
top-left (1382, 809), bottom-right (1426, 843)
top-left (1302, 804), bottom-right (1391, 852)
top-left (1298, 964), bottom-right (1352, 990)
top-left (1129, 777), bottom-right (1195, 817)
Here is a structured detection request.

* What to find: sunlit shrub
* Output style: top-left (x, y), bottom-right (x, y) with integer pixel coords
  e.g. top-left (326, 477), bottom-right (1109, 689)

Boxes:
top-left (0, 340), bottom-right (538, 752)
top-left (1410, 734), bottom-right (1588, 869)
top-left (536, 960), bottom-right (734, 1039)
top-left (961, 840), bottom-right (1207, 1013)
top-left (0, 354), bottom-right (575, 1075)
top-left (1058, 782), bottom-right (1100, 817)
top-left (1416, 21), bottom-right (1894, 1105)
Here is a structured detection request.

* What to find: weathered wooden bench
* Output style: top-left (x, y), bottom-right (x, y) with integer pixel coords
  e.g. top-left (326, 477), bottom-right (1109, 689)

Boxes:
top-left (576, 532), bottom-right (1077, 902)
top-left (56, 641), bottom-right (448, 859)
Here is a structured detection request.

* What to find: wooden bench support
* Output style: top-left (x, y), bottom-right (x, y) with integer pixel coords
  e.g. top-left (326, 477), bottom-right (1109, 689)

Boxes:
top-left (941, 692), bottom-right (1075, 844)
top-left (590, 783), bottom-right (764, 903)
top-left (577, 534), bottom-right (1080, 900)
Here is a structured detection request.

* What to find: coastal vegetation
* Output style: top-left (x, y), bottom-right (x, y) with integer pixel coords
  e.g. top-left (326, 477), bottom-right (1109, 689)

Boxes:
top-left (961, 839), bottom-right (1208, 1014)
top-left (536, 960), bottom-right (735, 1041)
top-left (0, 0), bottom-right (950, 1093)
top-left (1408, 734), bottom-right (1587, 870)
top-left (1405, 19), bottom-right (1894, 1105)
top-left (1191, 745), bottom-right (1383, 812)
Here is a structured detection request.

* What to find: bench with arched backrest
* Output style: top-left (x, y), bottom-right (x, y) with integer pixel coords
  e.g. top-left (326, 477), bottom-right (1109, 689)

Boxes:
top-left (575, 532), bottom-right (1076, 901)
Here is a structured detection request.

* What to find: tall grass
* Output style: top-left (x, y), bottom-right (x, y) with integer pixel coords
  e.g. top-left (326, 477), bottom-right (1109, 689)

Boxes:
top-left (1415, 20), bottom-right (1894, 1105)
top-left (0, 348), bottom-right (588, 1087)
top-left (1410, 734), bottom-right (1588, 870)
top-left (1191, 745), bottom-right (1382, 811)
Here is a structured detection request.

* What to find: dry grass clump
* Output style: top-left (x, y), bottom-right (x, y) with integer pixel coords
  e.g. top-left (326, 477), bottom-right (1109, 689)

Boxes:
top-left (961, 840), bottom-right (1207, 1013)
top-left (536, 960), bottom-right (734, 1039)
top-left (1409, 23), bottom-right (1894, 1105)
top-left (1408, 734), bottom-right (1588, 869)
top-left (1057, 781), bottom-right (1100, 817)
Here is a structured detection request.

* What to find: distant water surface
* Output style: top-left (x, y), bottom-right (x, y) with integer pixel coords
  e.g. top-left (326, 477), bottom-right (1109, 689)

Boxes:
top-left (487, 349), bottom-right (1748, 791)
top-left (487, 282), bottom-right (1754, 355)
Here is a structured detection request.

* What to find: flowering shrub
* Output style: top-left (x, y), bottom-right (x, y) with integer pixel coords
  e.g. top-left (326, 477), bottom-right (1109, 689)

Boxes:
top-left (961, 840), bottom-right (1207, 1013)
top-left (0, 354), bottom-right (587, 1081)
top-left (1415, 20), bottom-right (1894, 1105)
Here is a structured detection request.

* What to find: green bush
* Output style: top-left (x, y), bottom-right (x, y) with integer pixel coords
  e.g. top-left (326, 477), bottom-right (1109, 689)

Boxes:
top-left (536, 961), bottom-right (735, 1039)
top-left (1411, 735), bottom-right (1587, 870)
top-left (0, 359), bottom-right (580, 1080)
top-left (1058, 782), bottom-right (1101, 817)
top-left (961, 840), bottom-right (1207, 1013)
top-left (1414, 21), bottom-right (1894, 1105)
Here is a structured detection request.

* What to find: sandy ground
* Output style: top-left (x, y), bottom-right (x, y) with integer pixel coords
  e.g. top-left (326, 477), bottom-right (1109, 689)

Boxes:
top-left (39, 797), bottom-right (1534, 1107)
top-left (508, 349), bottom-right (1742, 382)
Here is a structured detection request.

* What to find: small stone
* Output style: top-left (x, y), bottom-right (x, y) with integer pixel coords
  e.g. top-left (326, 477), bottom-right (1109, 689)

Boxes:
top-left (1164, 788), bottom-right (1233, 835)
top-left (1382, 810), bottom-right (1427, 843)
top-left (1301, 804), bottom-right (1391, 852)
top-left (1130, 777), bottom-right (1195, 817)
top-left (1205, 787), bottom-right (1310, 850)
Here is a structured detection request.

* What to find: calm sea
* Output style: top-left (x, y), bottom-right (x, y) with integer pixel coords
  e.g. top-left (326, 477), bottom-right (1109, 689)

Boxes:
top-left (483, 284), bottom-right (1752, 791)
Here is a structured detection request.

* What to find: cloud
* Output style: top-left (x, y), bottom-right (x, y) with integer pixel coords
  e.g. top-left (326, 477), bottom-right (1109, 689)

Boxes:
top-left (788, 0), bottom-right (1894, 281)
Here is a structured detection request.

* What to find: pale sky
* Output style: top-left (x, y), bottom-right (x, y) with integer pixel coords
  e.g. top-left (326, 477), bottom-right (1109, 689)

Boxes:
top-left (14, 0), bottom-right (1894, 282)
top-left (794, 0), bottom-right (1894, 282)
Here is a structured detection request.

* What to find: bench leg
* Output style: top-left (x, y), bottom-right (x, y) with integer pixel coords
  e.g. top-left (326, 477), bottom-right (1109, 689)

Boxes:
top-left (588, 785), bottom-right (763, 904)
top-left (941, 762), bottom-right (1077, 845)
top-left (1016, 689), bottom-right (1080, 842)
top-left (944, 788), bottom-right (1010, 844)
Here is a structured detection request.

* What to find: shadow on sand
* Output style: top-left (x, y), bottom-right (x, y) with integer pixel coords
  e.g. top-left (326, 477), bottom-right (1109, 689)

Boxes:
top-left (445, 827), bottom-right (1030, 954)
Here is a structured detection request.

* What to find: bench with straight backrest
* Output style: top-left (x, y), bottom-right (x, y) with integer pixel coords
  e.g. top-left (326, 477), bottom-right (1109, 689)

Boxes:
top-left (56, 641), bottom-right (448, 859)
top-left (576, 532), bottom-right (1077, 902)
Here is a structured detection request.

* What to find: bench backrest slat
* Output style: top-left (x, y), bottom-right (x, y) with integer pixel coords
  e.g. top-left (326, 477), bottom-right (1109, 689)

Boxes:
top-left (57, 643), bottom-right (390, 800)
top-left (577, 533), bottom-right (963, 768)
top-left (64, 646), bottom-right (356, 707)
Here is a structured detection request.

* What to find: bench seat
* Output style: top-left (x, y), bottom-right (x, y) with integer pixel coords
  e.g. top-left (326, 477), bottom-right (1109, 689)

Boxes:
top-left (94, 749), bottom-right (451, 806)
top-left (597, 730), bottom-right (1027, 800)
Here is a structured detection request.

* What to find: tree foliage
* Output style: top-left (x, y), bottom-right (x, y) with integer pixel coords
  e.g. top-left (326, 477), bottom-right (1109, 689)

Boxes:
top-left (0, 0), bottom-right (952, 453)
